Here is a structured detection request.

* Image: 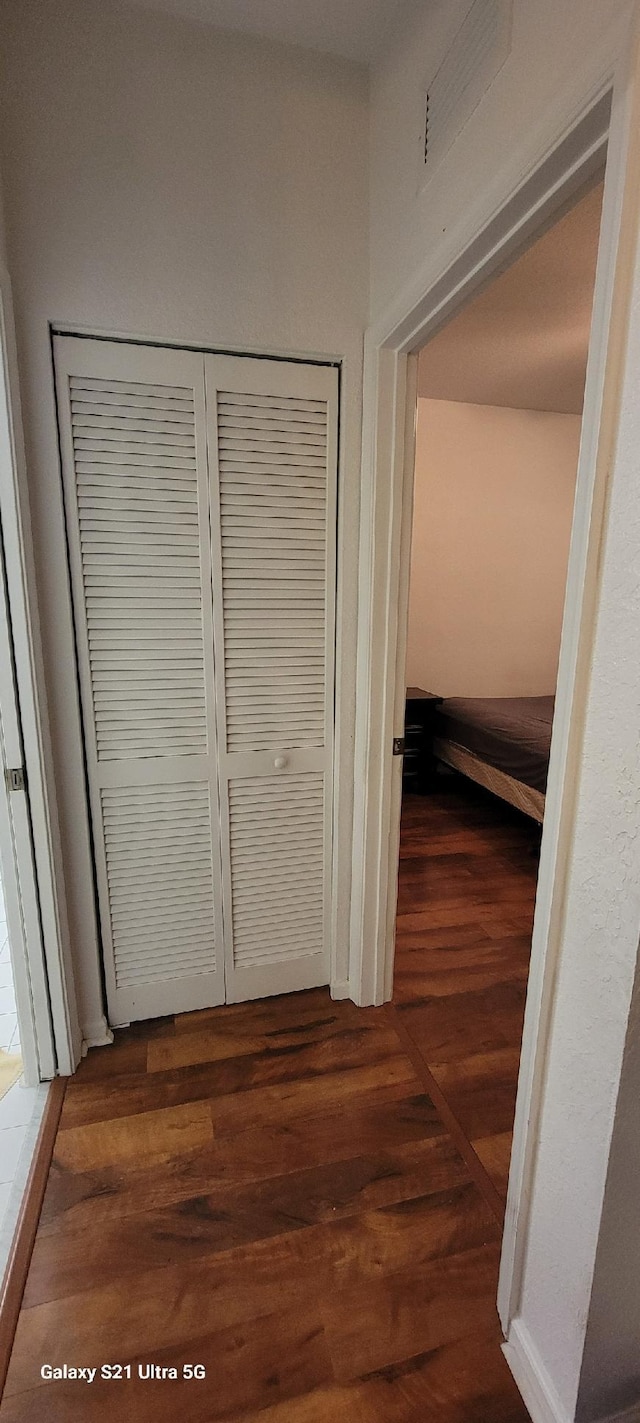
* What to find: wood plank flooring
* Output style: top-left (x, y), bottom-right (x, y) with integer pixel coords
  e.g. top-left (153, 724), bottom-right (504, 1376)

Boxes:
top-left (0, 781), bottom-right (535, 1421)
top-left (393, 784), bottom-right (538, 1205)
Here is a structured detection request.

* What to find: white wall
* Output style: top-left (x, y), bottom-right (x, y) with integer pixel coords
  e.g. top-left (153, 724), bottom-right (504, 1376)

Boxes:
top-left (515, 189), bottom-right (640, 1423)
top-left (576, 959), bottom-right (640, 1421)
top-left (369, 0), bottom-right (629, 326)
top-left (0, 0), bottom-right (369, 1037)
top-left (369, 2), bottom-right (639, 1421)
top-left (406, 399), bottom-right (581, 697)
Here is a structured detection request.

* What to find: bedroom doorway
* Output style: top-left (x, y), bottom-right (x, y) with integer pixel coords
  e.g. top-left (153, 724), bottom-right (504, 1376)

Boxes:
top-left (390, 177), bottom-right (605, 1209)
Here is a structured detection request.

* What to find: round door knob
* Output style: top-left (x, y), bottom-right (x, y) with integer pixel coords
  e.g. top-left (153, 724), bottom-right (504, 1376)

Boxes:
top-left (274, 756), bottom-right (288, 770)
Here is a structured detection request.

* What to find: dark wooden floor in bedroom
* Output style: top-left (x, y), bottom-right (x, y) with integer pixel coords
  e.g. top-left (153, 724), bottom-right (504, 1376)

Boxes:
top-left (392, 782), bottom-right (539, 1209)
top-left (0, 780), bottom-right (536, 1422)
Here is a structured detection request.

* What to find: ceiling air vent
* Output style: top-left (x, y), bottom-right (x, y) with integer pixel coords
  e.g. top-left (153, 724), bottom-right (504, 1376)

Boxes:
top-left (421, 0), bottom-right (512, 183)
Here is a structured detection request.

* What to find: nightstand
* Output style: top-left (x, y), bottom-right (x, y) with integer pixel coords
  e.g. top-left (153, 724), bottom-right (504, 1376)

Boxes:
top-left (403, 688), bottom-right (443, 794)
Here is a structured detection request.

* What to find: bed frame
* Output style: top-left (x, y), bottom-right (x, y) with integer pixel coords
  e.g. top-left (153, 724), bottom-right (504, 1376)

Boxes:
top-left (433, 736), bottom-right (545, 823)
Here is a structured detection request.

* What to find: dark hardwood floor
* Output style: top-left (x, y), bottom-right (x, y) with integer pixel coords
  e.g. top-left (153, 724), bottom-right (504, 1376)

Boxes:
top-left (0, 779), bottom-right (535, 1421)
top-left (392, 782), bottom-right (538, 1206)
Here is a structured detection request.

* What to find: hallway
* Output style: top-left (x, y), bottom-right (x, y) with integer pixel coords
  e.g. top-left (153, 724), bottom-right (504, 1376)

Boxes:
top-left (0, 787), bottom-right (535, 1421)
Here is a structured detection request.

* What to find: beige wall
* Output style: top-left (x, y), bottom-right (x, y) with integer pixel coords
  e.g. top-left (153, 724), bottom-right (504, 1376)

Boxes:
top-left (406, 399), bottom-right (581, 697)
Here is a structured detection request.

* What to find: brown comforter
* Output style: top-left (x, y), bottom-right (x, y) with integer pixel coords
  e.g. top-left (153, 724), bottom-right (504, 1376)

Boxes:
top-left (433, 695), bottom-right (555, 793)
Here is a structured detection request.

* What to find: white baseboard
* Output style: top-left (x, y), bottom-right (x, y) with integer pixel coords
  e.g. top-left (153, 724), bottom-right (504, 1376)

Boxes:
top-left (330, 980), bottom-right (351, 999)
top-left (504, 1319), bottom-right (640, 1423)
top-left (81, 1015), bottom-right (114, 1053)
top-left (503, 1319), bottom-right (572, 1423)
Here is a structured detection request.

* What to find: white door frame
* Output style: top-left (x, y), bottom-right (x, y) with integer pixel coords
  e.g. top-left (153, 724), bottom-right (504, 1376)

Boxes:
top-left (0, 531), bottom-right (45, 1086)
top-left (349, 25), bottom-right (639, 1341)
top-left (0, 271), bottom-right (81, 1076)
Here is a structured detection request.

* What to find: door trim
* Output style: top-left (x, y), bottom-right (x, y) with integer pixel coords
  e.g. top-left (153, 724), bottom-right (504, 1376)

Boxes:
top-left (0, 272), bottom-right (80, 1076)
top-left (349, 18), bottom-right (637, 1345)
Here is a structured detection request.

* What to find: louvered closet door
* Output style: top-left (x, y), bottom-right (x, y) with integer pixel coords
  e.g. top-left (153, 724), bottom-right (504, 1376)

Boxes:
top-left (54, 336), bottom-right (225, 1025)
top-left (206, 355), bottom-right (338, 1002)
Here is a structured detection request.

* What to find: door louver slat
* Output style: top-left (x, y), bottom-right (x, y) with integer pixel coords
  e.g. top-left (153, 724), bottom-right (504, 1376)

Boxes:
top-left (102, 781), bottom-right (216, 989)
top-left (228, 774), bottom-right (324, 970)
top-left (217, 390), bottom-right (328, 755)
top-left (57, 344), bottom-right (226, 1023)
top-left (207, 356), bottom-right (336, 999)
top-left (69, 375), bottom-right (207, 763)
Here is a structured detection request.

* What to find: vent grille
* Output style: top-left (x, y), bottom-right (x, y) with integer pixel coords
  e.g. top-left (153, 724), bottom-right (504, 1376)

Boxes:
top-left (422, 0), bottom-right (512, 179)
top-left (69, 376), bottom-right (207, 762)
top-left (228, 772), bottom-right (324, 970)
top-left (102, 781), bottom-right (216, 988)
top-left (216, 391), bottom-right (328, 754)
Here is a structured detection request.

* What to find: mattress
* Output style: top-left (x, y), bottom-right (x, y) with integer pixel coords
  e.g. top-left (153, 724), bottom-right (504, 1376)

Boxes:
top-left (433, 695), bottom-right (554, 793)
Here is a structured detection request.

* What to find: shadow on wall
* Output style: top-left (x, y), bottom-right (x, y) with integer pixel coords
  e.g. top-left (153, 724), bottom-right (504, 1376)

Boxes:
top-left (405, 398), bottom-right (581, 698)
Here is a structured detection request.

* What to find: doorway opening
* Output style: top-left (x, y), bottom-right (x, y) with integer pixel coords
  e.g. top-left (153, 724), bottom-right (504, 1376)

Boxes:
top-left (0, 282), bottom-right (60, 1282)
top-left (0, 549), bottom-right (49, 1278)
top-left (0, 869), bottom-right (45, 1280)
top-left (391, 177), bottom-right (605, 1215)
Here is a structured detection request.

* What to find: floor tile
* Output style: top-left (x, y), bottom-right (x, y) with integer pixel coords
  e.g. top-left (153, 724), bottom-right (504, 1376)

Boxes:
top-left (0, 1123), bottom-right (29, 1185)
top-left (0, 1013), bottom-right (18, 1052)
top-left (0, 1084), bottom-right (48, 1288)
top-left (0, 982), bottom-right (18, 1016)
top-left (0, 1180), bottom-right (12, 1228)
top-left (0, 1080), bottom-right (37, 1130)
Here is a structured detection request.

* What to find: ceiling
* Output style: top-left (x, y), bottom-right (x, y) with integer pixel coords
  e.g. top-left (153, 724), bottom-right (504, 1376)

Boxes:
top-left (418, 181), bottom-right (604, 414)
top-left (124, 0), bottom-right (416, 63)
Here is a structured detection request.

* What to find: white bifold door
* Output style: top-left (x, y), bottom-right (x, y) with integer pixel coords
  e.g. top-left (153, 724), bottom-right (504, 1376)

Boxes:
top-left (54, 336), bottom-right (337, 1024)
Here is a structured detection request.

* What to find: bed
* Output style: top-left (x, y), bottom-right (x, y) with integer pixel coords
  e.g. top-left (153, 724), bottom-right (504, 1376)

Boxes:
top-left (432, 695), bottom-right (554, 822)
